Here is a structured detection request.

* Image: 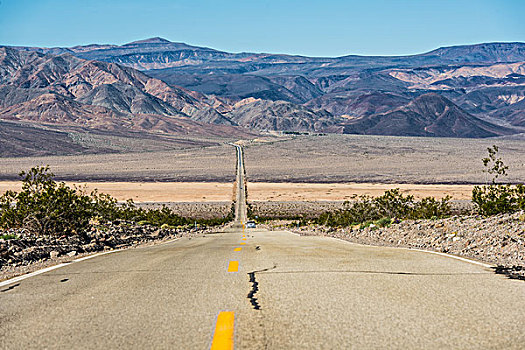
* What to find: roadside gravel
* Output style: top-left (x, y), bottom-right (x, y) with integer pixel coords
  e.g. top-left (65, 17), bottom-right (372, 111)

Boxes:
top-left (0, 222), bottom-right (223, 281)
top-left (265, 211), bottom-right (525, 280)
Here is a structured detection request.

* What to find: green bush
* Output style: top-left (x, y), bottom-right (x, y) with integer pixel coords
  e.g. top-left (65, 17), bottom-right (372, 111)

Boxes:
top-left (0, 166), bottom-right (232, 236)
top-left (0, 167), bottom-right (95, 237)
top-left (472, 184), bottom-right (525, 216)
top-left (315, 189), bottom-right (451, 228)
top-left (375, 217), bottom-right (392, 227)
top-left (472, 145), bottom-right (525, 216)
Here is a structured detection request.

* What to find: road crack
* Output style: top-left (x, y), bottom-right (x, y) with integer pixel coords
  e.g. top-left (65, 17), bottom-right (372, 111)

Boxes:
top-left (247, 265), bottom-right (276, 310)
top-left (1, 283), bottom-right (20, 292)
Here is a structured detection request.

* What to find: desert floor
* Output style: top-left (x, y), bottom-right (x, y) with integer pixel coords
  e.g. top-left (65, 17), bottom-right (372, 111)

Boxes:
top-left (2, 135), bottom-right (524, 184)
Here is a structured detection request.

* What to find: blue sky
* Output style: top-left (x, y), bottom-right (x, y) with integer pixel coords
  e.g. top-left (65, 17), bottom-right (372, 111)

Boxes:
top-left (0, 0), bottom-right (523, 57)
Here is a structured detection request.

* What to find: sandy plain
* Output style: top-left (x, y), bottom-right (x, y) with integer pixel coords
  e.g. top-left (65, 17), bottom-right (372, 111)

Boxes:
top-left (0, 181), bottom-right (234, 202)
top-left (0, 181), bottom-right (473, 202)
top-left (247, 182), bottom-right (474, 201)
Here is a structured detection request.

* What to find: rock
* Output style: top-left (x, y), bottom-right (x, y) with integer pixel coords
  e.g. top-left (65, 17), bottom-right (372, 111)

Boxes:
top-left (50, 251), bottom-right (59, 259)
top-left (82, 243), bottom-right (100, 252)
top-left (67, 251), bottom-right (77, 257)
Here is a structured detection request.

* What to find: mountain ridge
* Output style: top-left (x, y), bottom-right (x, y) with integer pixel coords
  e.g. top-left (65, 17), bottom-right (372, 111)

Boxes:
top-left (1, 40), bottom-right (524, 139)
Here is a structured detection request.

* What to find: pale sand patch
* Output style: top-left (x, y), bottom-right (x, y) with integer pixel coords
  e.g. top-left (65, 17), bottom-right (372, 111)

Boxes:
top-left (0, 182), bottom-right (234, 203)
top-left (247, 182), bottom-right (474, 201)
top-left (0, 181), bottom-right (474, 202)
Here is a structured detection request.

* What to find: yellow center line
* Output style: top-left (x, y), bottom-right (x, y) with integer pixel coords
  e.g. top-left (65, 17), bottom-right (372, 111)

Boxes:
top-left (227, 260), bottom-right (239, 272)
top-left (211, 311), bottom-right (234, 350)
top-left (242, 238), bottom-right (246, 241)
top-left (234, 247), bottom-right (242, 252)
top-left (240, 242), bottom-right (246, 245)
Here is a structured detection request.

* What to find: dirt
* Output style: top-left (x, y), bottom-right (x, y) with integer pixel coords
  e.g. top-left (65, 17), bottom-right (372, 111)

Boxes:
top-left (243, 135), bottom-right (525, 184)
top-left (0, 143), bottom-right (237, 182)
top-left (0, 181), bottom-right (234, 203)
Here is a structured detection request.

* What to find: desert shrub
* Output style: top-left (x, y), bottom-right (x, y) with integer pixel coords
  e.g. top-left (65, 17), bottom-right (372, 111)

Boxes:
top-left (315, 189), bottom-right (451, 227)
top-left (287, 219), bottom-right (310, 228)
top-left (0, 167), bottom-right (95, 237)
top-left (246, 202), bottom-right (254, 218)
top-left (375, 217), bottom-right (392, 227)
top-left (472, 184), bottom-right (525, 216)
top-left (472, 145), bottom-right (525, 216)
top-left (410, 196), bottom-right (452, 219)
top-left (0, 166), bottom-right (232, 236)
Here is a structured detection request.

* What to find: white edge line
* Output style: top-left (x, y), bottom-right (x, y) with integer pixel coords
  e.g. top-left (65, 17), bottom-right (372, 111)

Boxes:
top-left (0, 237), bottom-right (181, 288)
top-left (409, 248), bottom-right (493, 268)
top-left (285, 230), bottom-right (494, 269)
top-left (0, 249), bottom-right (122, 288)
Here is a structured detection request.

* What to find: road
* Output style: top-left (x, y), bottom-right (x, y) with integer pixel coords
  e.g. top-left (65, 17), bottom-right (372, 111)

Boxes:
top-left (233, 143), bottom-right (247, 224)
top-left (1, 145), bottom-right (525, 349)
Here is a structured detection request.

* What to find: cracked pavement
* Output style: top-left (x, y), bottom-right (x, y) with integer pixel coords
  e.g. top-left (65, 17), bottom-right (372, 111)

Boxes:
top-left (1, 228), bottom-right (525, 349)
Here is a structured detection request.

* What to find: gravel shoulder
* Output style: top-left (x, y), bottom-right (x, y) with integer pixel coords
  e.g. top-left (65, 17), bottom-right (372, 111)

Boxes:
top-left (0, 223), bottom-right (227, 282)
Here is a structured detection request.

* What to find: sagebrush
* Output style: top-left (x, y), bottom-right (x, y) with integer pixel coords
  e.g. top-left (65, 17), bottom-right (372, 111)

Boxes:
top-left (472, 145), bottom-right (525, 216)
top-left (0, 166), bottom-right (232, 236)
top-left (314, 189), bottom-right (451, 228)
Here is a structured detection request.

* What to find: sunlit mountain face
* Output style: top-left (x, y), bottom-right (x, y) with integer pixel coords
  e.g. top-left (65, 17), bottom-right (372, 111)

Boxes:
top-left (2, 40), bottom-right (525, 137)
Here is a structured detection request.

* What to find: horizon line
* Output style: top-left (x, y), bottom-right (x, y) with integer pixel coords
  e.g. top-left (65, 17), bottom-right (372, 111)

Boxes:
top-left (3, 37), bottom-right (524, 59)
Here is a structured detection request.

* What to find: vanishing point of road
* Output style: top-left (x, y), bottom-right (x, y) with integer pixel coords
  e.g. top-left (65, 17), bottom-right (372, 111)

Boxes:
top-left (1, 144), bottom-right (524, 349)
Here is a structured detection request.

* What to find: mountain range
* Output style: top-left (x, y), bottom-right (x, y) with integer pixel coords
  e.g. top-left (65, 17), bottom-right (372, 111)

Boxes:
top-left (1, 38), bottom-right (524, 151)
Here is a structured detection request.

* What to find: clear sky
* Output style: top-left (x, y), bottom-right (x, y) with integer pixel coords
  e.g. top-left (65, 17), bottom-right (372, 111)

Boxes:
top-left (0, 0), bottom-right (523, 57)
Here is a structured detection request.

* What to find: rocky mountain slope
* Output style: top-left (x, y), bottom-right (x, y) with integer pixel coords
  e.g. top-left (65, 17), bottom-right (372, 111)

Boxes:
top-left (226, 98), bottom-right (340, 132)
top-left (3, 40), bottom-right (525, 138)
top-left (343, 93), bottom-right (514, 138)
top-left (0, 47), bottom-right (232, 126)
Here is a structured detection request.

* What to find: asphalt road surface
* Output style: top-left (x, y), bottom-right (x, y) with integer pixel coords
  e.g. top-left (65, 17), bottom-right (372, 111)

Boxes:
top-left (1, 145), bottom-right (524, 349)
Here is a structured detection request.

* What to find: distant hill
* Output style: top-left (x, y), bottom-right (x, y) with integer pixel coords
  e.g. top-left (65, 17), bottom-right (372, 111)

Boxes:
top-left (421, 42), bottom-right (525, 63)
top-left (14, 39), bottom-right (523, 71)
top-left (343, 93), bottom-right (514, 138)
top-left (226, 98), bottom-right (340, 132)
top-left (2, 39), bottom-right (525, 140)
top-left (0, 47), bottom-right (255, 134)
